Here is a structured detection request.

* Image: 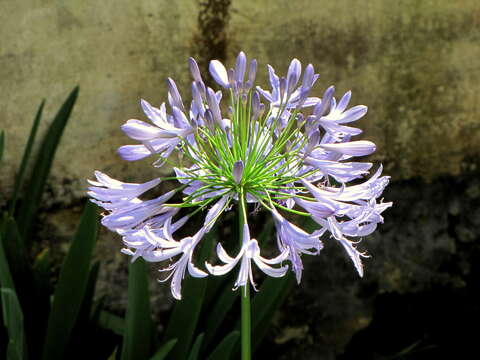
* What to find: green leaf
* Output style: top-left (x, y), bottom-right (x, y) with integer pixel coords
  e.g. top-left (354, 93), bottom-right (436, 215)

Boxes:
top-left (9, 100), bottom-right (45, 215)
top-left (150, 339), bottom-right (178, 360)
top-left (98, 310), bottom-right (125, 337)
top-left (73, 261), bottom-right (101, 332)
top-left (203, 277), bottom-right (238, 349)
top-left (230, 272), bottom-right (294, 353)
top-left (61, 262), bottom-right (102, 359)
top-left (121, 258), bottom-right (151, 360)
top-left (0, 232), bottom-right (26, 360)
top-left (1, 288), bottom-right (26, 360)
top-left (32, 248), bottom-right (52, 298)
top-left (89, 296), bottom-right (105, 332)
top-left (0, 233), bottom-right (15, 290)
top-left (17, 87), bottom-right (79, 240)
top-left (251, 273), bottom-right (292, 331)
top-left (0, 130), bottom-right (4, 162)
top-left (203, 215), bottom-right (271, 350)
top-left (0, 217), bottom-right (31, 300)
top-left (206, 331), bottom-right (239, 360)
top-left (246, 218), bottom-right (311, 350)
top-left (30, 247), bottom-right (52, 354)
top-left (41, 201), bottom-right (98, 360)
top-left (107, 347), bottom-right (118, 360)
top-left (187, 333), bottom-right (204, 360)
top-left (163, 229), bottom-right (215, 360)
top-left (251, 272), bottom-right (295, 350)
top-left (0, 217), bottom-right (46, 357)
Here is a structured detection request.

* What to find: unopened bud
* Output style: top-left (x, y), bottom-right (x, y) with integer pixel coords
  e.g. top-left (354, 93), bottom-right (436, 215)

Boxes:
top-left (314, 86), bottom-right (335, 117)
top-left (188, 57), bottom-right (203, 84)
top-left (233, 160), bottom-right (244, 184)
top-left (204, 109), bottom-right (215, 133)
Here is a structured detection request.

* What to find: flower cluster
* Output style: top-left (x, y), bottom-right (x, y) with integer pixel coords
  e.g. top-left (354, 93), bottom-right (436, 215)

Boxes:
top-left (88, 52), bottom-right (391, 299)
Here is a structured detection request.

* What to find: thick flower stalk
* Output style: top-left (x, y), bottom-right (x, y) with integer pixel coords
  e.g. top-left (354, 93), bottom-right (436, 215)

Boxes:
top-left (88, 52), bottom-right (392, 301)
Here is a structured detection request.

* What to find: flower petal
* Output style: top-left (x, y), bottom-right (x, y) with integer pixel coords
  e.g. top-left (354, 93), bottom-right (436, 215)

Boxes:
top-left (320, 140), bottom-right (376, 156)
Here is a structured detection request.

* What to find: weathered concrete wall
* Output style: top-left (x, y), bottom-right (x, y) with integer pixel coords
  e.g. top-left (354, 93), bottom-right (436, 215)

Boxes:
top-left (1, 0), bottom-right (479, 196)
top-left (228, 0), bottom-right (480, 180)
top-left (1, 1), bottom-right (197, 199)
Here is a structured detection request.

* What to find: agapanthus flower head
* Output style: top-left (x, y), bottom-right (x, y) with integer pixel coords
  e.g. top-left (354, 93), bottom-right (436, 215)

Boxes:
top-left (89, 53), bottom-right (392, 299)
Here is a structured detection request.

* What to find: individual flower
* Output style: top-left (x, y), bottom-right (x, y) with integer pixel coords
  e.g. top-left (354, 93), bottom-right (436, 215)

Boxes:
top-left (271, 208), bottom-right (324, 283)
top-left (88, 52), bottom-right (391, 299)
top-left (206, 224), bottom-right (289, 292)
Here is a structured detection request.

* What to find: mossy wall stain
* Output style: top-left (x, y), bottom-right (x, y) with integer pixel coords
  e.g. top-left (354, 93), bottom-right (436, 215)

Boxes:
top-left (191, 0), bottom-right (232, 85)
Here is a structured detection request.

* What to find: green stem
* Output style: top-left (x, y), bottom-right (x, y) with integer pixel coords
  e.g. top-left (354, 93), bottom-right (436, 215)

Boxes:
top-left (238, 189), bottom-right (251, 360)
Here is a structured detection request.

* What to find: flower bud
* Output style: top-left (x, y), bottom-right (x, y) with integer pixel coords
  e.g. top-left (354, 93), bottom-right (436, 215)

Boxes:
top-left (188, 57), bottom-right (203, 84)
top-left (245, 59), bottom-right (257, 90)
top-left (286, 58), bottom-right (301, 98)
top-left (314, 86), bottom-right (335, 117)
top-left (235, 51), bottom-right (247, 85)
top-left (204, 109), bottom-right (215, 133)
top-left (233, 160), bottom-right (244, 184)
top-left (167, 78), bottom-right (185, 112)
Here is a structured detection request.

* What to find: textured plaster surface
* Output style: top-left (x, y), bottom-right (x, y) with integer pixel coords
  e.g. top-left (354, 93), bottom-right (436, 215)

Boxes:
top-left (1, 0), bottom-right (479, 196)
top-left (1, 1), bottom-right (196, 198)
top-left (1, 1), bottom-right (480, 357)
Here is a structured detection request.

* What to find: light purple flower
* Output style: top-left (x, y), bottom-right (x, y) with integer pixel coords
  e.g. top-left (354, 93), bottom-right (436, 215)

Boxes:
top-left (300, 174), bottom-right (392, 275)
top-left (118, 100), bottom-right (195, 165)
top-left (257, 60), bottom-right (320, 110)
top-left (88, 171), bottom-right (160, 204)
top-left (204, 195), bottom-right (232, 232)
top-left (89, 51), bottom-right (391, 299)
top-left (303, 157), bottom-right (373, 183)
top-left (121, 216), bottom-right (189, 262)
top-left (157, 228), bottom-right (208, 300)
top-left (233, 160), bottom-right (244, 184)
top-left (272, 208), bottom-right (324, 283)
top-left (209, 60), bottom-right (230, 88)
top-left (206, 224), bottom-right (289, 291)
top-left (320, 140), bottom-right (376, 157)
top-left (188, 57), bottom-right (203, 85)
top-left (100, 192), bottom-right (177, 232)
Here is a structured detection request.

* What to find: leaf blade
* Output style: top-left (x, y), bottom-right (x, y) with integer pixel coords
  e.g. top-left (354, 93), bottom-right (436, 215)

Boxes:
top-left (0, 232), bottom-right (15, 290)
top-left (9, 100), bottom-right (45, 215)
top-left (203, 278), bottom-right (238, 349)
top-left (98, 310), bottom-right (125, 337)
top-left (1, 288), bottom-right (26, 360)
top-left (0, 217), bottom-right (31, 305)
top-left (187, 333), bottom-right (204, 360)
top-left (17, 87), bottom-right (79, 240)
top-left (121, 258), bottom-right (152, 360)
top-left (251, 273), bottom-right (294, 350)
top-left (150, 339), bottom-right (178, 360)
top-left (163, 229), bottom-right (215, 360)
top-left (41, 201), bottom-right (98, 360)
top-left (206, 331), bottom-right (239, 360)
